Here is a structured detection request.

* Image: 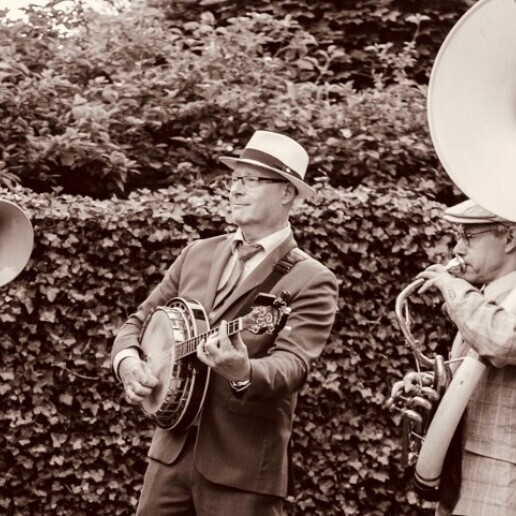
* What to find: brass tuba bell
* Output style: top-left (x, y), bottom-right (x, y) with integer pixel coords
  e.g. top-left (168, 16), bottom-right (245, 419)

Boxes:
top-left (0, 200), bottom-right (34, 287)
top-left (428, 0), bottom-right (516, 223)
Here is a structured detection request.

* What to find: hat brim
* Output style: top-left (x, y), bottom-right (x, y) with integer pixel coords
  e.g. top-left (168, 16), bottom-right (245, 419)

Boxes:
top-left (443, 214), bottom-right (506, 224)
top-left (220, 157), bottom-right (316, 198)
top-left (443, 199), bottom-right (509, 225)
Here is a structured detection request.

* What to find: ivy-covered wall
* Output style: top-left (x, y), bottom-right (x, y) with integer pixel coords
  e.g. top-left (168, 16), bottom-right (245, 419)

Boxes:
top-left (1, 186), bottom-right (456, 515)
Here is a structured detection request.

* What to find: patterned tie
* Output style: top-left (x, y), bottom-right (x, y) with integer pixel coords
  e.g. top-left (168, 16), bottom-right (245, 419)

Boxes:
top-left (212, 241), bottom-right (263, 311)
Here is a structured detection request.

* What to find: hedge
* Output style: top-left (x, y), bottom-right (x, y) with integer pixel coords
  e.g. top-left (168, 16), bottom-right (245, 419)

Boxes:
top-left (156, 0), bottom-right (475, 88)
top-left (1, 3), bottom-right (461, 204)
top-left (0, 184), bottom-right (460, 515)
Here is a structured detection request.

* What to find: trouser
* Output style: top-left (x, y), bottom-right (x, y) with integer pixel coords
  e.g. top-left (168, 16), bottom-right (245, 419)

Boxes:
top-left (136, 427), bottom-right (284, 516)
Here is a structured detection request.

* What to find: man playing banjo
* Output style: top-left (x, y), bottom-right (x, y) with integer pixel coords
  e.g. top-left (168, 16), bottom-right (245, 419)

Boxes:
top-left (111, 130), bottom-right (338, 515)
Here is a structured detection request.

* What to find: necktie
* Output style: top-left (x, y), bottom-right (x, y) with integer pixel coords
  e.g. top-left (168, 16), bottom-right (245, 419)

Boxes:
top-left (212, 241), bottom-right (263, 311)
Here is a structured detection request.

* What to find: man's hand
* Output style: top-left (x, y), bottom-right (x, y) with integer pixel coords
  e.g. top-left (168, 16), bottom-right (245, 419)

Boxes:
top-left (196, 320), bottom-right (251, 383)
top-left (388, 371), bottom-right (436, 408)
top-left (416, 264), bottom-right (455, 295)
top-left (390, 371), bottom-right (434, 400)
top-left (119, 356), bottom-right (160, 405)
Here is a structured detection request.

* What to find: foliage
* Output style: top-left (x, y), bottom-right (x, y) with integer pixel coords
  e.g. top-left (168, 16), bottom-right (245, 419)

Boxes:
top-left (153, 0), bottom-right (476, 87)
top-left (0, 2), bottom-right (466, 203)
top-left (0, 185), bottom-right (458, 515)
top-left (0, 2), bottom-right (472, 513)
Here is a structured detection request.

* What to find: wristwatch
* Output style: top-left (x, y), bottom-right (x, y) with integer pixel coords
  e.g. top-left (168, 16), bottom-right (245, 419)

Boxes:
top-left (229, 379), bottom-right (251, 392)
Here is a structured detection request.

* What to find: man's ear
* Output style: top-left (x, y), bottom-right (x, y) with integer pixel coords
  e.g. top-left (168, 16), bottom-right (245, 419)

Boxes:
top-left (282, 183), bottom-right (297, 205)
top-left (505, 226), bottom-right (516, 253)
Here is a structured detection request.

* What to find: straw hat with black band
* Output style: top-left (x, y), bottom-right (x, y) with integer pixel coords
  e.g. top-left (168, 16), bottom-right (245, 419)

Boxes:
top-left (219, 130), bottom-right (316, 198)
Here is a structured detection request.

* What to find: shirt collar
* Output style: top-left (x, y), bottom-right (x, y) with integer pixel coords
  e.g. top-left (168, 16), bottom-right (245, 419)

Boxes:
top-left (484, 270), bottom-right (516, 300)
top-left (232, 224), bottom-right (291, 255)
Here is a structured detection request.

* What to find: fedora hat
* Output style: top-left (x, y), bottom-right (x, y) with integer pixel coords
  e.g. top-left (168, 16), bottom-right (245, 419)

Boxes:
top-left (443, 199), bottom-right (509, 224)
top-left (219, 130), bottom-right (315, 197)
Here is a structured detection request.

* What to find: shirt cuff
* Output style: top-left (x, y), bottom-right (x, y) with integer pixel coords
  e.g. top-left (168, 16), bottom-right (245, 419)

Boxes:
top-left (113, 348), bottom-right (141, 380)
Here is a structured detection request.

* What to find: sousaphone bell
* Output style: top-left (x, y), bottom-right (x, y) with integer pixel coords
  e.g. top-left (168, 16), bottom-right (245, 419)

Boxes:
top-left (0, 200), bottom-right (34, 287)
top-left (428, 0), bottom-right (516, 223)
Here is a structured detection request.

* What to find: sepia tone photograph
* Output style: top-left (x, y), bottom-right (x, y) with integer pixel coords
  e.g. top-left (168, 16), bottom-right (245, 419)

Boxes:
top-left (0, 0), bottom-right (514, 514)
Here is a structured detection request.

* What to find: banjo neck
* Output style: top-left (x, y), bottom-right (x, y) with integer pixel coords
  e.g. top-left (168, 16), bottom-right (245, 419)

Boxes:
top-left (139, 293), bottom-right (291, 430)
top-left (175, 318), bottom-right (244, 360)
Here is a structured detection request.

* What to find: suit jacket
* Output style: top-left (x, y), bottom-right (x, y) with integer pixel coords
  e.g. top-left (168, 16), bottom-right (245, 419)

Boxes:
top-left (442, 273), bottom-right (516, 514)
top-left (445, 273), bottom-right (516, 465)
top-left (112, 232), bottom-right (338, 497)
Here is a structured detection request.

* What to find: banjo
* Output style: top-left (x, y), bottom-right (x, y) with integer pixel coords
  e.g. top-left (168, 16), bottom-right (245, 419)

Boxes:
top-left (138, 292), bottom-right (291, 430)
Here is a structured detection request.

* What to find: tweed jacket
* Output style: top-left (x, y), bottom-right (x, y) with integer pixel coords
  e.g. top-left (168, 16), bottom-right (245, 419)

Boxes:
top-left (112, 231), bottom-right (338, 497)
top-left (444, 272), bottom-right (516, 464)
top-left (439, 272), bottom-right (516, 515)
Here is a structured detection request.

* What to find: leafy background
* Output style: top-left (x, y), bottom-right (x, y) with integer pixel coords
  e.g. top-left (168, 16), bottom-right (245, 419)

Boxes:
top-left (0, 0), bottom-right (475, 514)
top-left (1, 186), bottom-right (456, 515)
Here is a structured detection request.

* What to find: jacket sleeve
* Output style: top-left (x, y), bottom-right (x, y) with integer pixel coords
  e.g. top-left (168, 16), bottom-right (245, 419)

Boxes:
top-left (110, 242), bottom-right (193, 364)
top-left (243, 263), bottom-right (339, 399)
top-left (443, 277), bottom-right (516, 367)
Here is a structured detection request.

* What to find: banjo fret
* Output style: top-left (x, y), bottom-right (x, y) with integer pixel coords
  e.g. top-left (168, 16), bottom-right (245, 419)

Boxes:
top-left (139, 294), bottom-right (290, 430)
top-left (175, 318), bottom-right (244, 360)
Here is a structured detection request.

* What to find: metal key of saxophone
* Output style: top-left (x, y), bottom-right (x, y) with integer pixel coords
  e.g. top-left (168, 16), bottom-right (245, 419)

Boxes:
top-left (402, 409), bottom-right (424, 467)
top-left (420, 386), bottom-right (440, 402)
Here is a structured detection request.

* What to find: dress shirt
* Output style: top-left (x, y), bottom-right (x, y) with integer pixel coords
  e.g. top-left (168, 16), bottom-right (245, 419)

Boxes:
top-left (218, 224), bottom-right (291, 288)
top-left (113, 224), bottom-right (292, 377)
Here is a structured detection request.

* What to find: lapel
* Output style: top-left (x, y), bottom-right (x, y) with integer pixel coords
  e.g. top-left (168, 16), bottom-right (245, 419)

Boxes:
top-left (209, 233), bottom-right (298, 324)
top-left (203, 235), bottom-right (234, 312)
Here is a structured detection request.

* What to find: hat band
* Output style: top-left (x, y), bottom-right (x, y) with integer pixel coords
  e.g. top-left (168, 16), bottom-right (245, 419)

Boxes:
top-left (240, 148), bottom-right (303, 180)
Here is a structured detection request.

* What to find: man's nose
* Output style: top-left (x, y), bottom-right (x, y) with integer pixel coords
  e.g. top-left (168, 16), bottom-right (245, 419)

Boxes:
top-left (231, 178), bottom-right (245, 195)
top-left (453, 239), bottom-right (467, 255)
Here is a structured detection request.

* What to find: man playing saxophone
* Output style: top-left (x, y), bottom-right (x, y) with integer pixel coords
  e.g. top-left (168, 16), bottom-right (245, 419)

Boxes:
top-left (409, 198), bottom-right (516, 516)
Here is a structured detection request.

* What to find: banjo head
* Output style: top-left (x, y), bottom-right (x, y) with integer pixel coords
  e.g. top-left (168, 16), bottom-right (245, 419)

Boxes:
top-left (139, 308), bottom-right (186, 414)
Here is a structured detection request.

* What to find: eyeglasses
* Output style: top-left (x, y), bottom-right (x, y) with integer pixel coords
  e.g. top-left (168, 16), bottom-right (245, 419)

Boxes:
top-left (223, 175), bottom-right (287, 190)
top-left (453, 228), bottom-right (497, 246)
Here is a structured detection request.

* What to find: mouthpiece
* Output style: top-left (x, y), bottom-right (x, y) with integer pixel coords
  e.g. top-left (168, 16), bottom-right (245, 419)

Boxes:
top-left (445, 256), bottom-right (466, 275)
